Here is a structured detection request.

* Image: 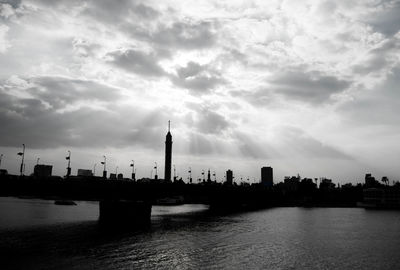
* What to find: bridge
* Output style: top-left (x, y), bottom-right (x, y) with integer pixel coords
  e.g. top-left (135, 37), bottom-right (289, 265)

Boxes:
top-left (0, 175), bottom-right (276, 226)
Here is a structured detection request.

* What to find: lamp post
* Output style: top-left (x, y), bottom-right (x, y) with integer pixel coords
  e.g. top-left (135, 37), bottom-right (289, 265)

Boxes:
top-left (188, 167), bottom-right (192, 184)
top-left (17, 144), bottom-right (25, 176)
top-left (101, 155), bottom-right (107, 179)
top-left (173, 164), bottom-right (176, 182)
top-left (154, 162), bottom-right (158, 180)
top-left (65, 150), bottom-right (71, 178)
top-left (130, 160), bottom-right (135, 181)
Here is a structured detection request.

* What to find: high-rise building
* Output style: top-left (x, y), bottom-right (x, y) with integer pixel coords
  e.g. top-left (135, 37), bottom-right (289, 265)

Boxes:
top-left (34, 164), bottom-right (52, 178)
top-left (164, 121), bottom-right (173, 182)
top-left (261, 166), bottom-right (273, 187)
top-left (226, 169), bottom-right (233, 185)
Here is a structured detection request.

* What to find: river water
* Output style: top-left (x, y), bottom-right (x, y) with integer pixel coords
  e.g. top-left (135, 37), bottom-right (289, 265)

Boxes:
top-left (0, 197), bottom-right (399, 269)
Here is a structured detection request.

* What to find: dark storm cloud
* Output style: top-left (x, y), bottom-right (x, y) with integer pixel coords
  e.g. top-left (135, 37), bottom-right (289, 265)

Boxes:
top-left (232, 70), bottom-right (350, 106)
top-left (0, 90), bottom-right (89, 148)
top-left (270, 70), bottom-right (350, 103)
top-left (171, 61), bottom-right (226, 93)
top-left (106, 49), bottom-right (166, 77)
top-left (124, 127), bottom-right (164, 150)
top-left (0, 87), bottom-right (168, 149)
top-left (0, 76), bottom-right (170, 149)
top-left (0, 0), bottom-right (21, 8)
top-left (83, 0), bottom-right (160, 24)
top-left (31, 0), bottom-right (160, 23)
top-left (25, 76), bottom-right (123, 109)
top-left (82, 0), bottom-right (217, 51)
top-left (366, 1), bottom-right (400, 37)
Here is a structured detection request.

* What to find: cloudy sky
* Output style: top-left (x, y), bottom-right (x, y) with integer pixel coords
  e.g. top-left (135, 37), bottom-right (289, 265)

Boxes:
top-left (0, 0), bottom-right (399, 183)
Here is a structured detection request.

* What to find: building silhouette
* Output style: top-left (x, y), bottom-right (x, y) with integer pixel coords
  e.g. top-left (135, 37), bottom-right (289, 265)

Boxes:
top-left (226, 169), bottom-right (233, 185)
top-left (34, 164), bottom-right (52, 178)
top-left (77, 169), bottom-right (93, 177)
top-left (365, 173), bottom-right (379, 187)
top-left (319, 178), bottom-right (335, 190)
top-left (164, 121), bottom-right (172, 182)
top-left (284, 175), bottom-right (300, 192)
top-left (261, 166), bottom-right (273, 187)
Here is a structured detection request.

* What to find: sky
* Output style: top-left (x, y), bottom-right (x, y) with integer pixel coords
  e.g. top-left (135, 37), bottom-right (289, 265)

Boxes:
top-left (0, 0), bottom-right (399, 184)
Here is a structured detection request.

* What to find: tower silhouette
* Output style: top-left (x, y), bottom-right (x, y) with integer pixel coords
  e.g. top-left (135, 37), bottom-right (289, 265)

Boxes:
top-left (164, 121), bottom-right (172, 181)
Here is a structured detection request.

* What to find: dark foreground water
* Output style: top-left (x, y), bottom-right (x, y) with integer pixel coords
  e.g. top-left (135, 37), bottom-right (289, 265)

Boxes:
top-left (0, 197), bottom-right (400, 270)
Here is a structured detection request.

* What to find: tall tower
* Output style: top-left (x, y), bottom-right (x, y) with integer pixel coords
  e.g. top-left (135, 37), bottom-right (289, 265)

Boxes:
top-left (164, 121), bottom-right (173, 181)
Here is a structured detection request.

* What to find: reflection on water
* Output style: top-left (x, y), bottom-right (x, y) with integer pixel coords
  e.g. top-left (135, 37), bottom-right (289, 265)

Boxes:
top-left (1, 197), bottom-right (400, 269)
top-left (0, 197), bottom-right (99, 229)
top-left (0, 197), bottom-right (209, 229)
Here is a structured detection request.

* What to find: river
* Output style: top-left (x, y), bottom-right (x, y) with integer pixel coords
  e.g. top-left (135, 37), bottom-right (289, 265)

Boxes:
top-left (0, 197), bottom-right (399, 269)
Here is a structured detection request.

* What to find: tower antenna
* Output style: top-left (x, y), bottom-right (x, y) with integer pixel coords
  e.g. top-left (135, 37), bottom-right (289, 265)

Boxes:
top-left (168, 120), bottom-right (170, 132)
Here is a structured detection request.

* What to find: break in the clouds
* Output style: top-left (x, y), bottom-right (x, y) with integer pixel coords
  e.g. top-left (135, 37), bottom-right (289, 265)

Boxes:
top-left (0, 0), bottom-right (399, 182)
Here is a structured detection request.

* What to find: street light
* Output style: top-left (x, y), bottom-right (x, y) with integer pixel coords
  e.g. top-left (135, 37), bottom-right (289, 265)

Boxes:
top-left (188, 167), bottom-right (192, 184)
top-left (154, 162), bottom-right (158, 180)
top-left (65, 150), bottom-right (71, 178)
top-left (101, 155), bottom-right (107, 179)
top-left (17, 144), bottom-right (25, 176)
top-left (130, 160), bottom-right (135, 181)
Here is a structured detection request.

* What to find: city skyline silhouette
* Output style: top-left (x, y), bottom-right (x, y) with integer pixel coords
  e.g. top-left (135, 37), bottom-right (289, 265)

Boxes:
top-left (1, 1), bottom-right (400, 183)
top-left (1, 1), bottom-right (400, 270)
top-left (0, 118), bottom-right (399, 185)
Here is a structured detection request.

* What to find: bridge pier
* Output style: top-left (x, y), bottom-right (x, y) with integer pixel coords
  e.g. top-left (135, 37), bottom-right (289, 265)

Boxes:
top-left (99, 200), bottom-right (152, 227)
